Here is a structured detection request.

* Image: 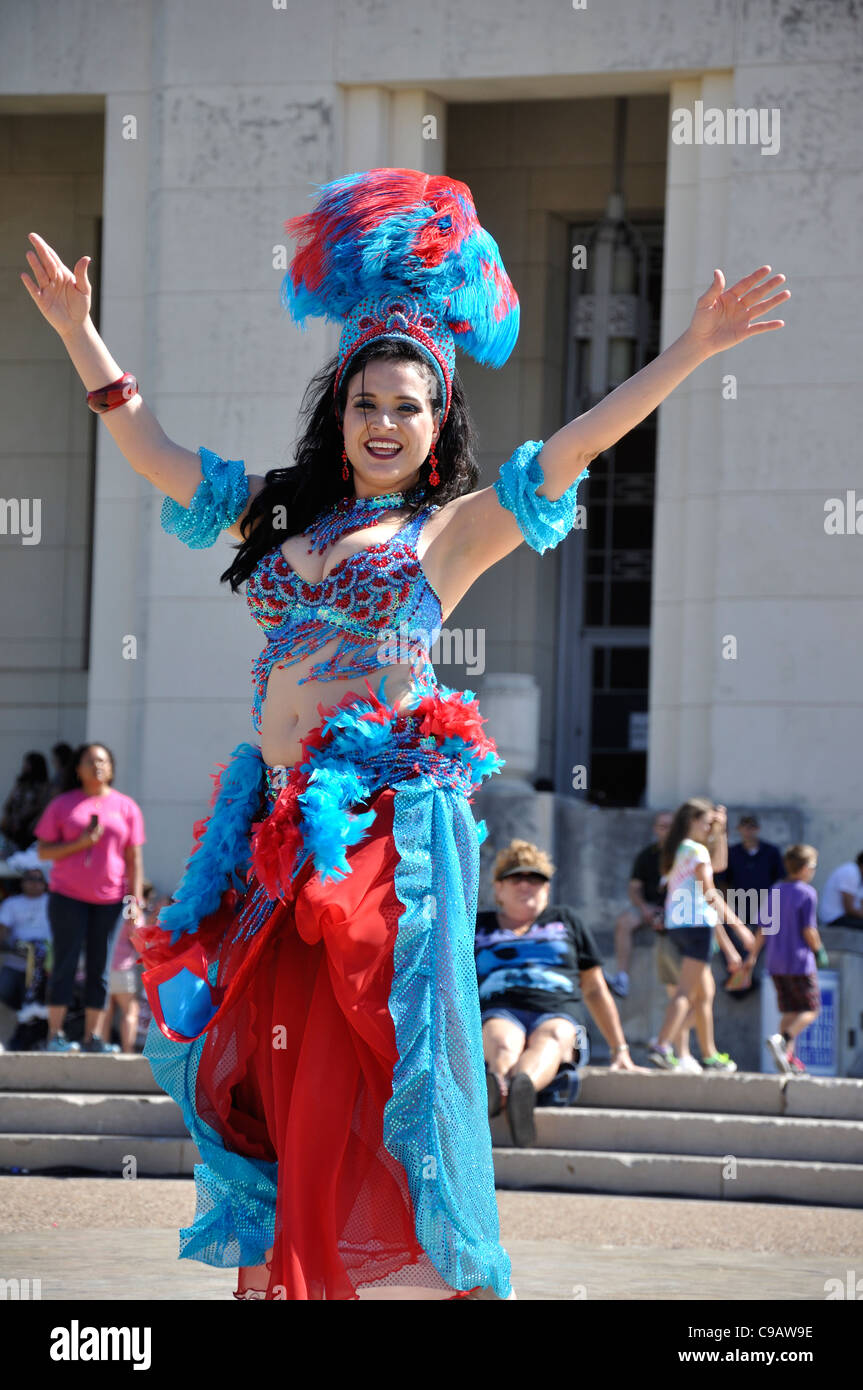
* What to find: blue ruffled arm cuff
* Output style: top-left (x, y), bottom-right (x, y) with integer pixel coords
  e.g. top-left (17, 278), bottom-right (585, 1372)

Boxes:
top-left (160, 446), bottom-right (250, 548)
top-left (493, 439), bottom-right (589, 554)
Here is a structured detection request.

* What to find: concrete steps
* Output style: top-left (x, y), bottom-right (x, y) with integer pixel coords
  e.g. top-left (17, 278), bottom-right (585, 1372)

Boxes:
top-left (492, 1149), bottom-right (863, 1206)
top-left (1, 1055), bottom-right (862, 1205)
top-left (492, 1106), bottom-right (863, 1163)
top-left (489, 1068), bottom-right (863, 1206)
top-left (0, 1091), bottom-right (189, 1138)
top-left (0, 1053), bottom-right (161, 1094)
top-left (1, 1132), bottom-right (199, 1176)
top-left (573, 1068), bottom-right (863, 1120)
top-left (0, 1054), bottom-right (189, 1175)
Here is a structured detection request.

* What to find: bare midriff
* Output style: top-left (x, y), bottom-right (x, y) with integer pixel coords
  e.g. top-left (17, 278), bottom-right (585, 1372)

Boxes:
top-left (258, 649), bottom-right (424, 769)
top-left (256, 510), bottom-right (439, 769)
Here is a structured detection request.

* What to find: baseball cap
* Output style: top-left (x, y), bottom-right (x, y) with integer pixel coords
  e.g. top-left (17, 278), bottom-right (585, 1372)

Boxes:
top-left (492, 840), bottom-right (555, 882)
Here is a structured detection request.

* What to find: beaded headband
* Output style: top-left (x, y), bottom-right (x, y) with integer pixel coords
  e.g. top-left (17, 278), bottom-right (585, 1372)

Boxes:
top-left (280, 168), bottom-right (520, 425)
top-left (334, 291), bottom-right (454, 420)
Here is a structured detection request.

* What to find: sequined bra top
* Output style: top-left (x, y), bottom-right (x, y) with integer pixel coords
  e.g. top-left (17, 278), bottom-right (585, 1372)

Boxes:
top-left (160, 441), bottom-right (589, 735)
top-left (245, 506), bottom-right (443, 733)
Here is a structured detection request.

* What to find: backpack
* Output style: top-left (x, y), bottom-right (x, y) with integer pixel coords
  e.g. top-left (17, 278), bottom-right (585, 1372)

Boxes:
top-left (537, 1062), bottom-right (581, 1107)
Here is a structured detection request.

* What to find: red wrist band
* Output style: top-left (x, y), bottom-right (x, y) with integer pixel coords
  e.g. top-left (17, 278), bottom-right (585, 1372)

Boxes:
top-left (86, 372), bottom-right (139, 414)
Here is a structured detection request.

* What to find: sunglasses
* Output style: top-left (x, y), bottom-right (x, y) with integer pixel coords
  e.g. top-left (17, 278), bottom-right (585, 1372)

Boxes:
top-left (501, 872), bottom-right (548, 886)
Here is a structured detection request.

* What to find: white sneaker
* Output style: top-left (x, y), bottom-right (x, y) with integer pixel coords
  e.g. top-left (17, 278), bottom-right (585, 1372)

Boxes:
top-left (676, 1054), bottom-right (702, 1074)
top-left (766, 1033), bottom-right (792, 1074)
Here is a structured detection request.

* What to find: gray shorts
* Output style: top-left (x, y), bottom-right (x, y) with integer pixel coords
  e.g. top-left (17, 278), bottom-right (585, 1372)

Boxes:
top-left (109, 966), bottom-right (141, 997)
top-left (655, 931), bottom-right (682, 986)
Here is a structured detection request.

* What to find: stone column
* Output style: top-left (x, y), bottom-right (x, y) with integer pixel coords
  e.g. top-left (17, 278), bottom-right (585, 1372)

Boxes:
top-left (87, 90), bottom-right (154, 795)
top-left (337, 87), bottom-right (446, 175)
top-left (647, 73), bottom-right (731, 807)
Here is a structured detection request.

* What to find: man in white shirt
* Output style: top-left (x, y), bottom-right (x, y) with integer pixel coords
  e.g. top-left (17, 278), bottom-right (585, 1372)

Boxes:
top-left (819, 853), bottom-right (863, 927)
top-left (0, 868), bottom-right (52, 1018)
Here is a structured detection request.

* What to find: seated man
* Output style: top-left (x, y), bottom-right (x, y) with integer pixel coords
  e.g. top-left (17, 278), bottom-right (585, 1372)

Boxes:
top-left (819, 851), bottom-right (863, 928)
top-left (607, 811), bottom-right (672, 999)
top-left (476, 838), bottom-right (642, 1149)
top-left (0, 868), bottom-right (52, 1049)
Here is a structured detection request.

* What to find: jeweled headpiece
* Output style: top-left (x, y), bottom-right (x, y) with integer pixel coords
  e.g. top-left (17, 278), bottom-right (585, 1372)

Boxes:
top-left (280, 168), bottom-right (520, 424)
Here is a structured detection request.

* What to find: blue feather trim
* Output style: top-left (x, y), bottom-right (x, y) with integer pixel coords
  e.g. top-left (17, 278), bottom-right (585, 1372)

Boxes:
top-left (281, 170), bottom-right (520, 370)
top-left (160, 742), bottom-right (264, 944)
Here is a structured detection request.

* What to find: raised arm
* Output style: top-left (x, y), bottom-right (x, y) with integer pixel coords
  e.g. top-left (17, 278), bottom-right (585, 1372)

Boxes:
top-left (421, 266), bottom-right (789, 617)
top-left (532, 266), bottom-right (789, 497)
top-left (20, 233), bottom-right (264, 540)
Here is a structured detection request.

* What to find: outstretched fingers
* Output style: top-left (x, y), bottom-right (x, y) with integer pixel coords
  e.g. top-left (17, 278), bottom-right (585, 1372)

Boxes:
top-left (726, 264), bottom-right (772, 298)
top-left (740, 272), bottom-right (787, 308)
top-left (27, 232), bottom-right (60, 279)
top-left (25, 248), bottom-right (52, 291)
top-left (747, 288), bottom-right (792, 320)
top-left (743, 316), bottom-right (787, 336)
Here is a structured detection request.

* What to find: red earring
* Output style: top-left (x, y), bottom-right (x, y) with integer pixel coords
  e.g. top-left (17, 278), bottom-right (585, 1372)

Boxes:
top-left (428, 444), bottom-right (440, 487)
top-left (341, 442), bottom-right (350, 481)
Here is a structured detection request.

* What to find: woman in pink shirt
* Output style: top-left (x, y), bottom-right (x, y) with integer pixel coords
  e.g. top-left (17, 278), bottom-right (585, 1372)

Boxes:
top-left (34, 742), bottom-right (145, 1053)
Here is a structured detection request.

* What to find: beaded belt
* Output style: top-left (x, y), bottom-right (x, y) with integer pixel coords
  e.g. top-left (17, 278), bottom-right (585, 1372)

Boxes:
top-left (262, 714), bottom-right (476, 813)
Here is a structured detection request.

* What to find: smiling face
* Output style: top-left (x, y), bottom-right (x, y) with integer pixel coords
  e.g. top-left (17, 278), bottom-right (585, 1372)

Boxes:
top-left (342, 357), bottom-right (441, 499)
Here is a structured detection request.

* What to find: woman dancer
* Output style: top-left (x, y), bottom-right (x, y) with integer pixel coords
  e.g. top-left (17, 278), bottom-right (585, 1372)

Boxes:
top-left (21, 168), bottom-right (789, 1299)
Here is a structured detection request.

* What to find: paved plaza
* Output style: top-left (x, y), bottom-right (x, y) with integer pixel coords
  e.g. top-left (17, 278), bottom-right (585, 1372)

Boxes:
top-left (1, 1178), bottom-right (861, 1300)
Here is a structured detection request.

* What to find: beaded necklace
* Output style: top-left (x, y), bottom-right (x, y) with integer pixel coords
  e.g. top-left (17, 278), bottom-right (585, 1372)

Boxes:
top-left (305, 491), bottom-right (407, 555)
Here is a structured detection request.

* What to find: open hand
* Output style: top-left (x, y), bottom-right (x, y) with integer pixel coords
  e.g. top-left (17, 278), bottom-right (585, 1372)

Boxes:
top-left (610, 1050), bottom-right (650, 1074)
top-left (20, 232), bottom-right (93, 337)
top-left (685, 266), bottom-right (790, 358)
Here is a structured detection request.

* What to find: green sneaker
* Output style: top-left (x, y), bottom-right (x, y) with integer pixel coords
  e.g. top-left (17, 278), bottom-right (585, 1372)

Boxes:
top-left (648, 1040), bottom-right (679, 1070)
top-left (702, 1051), bottom-right (737, 1073)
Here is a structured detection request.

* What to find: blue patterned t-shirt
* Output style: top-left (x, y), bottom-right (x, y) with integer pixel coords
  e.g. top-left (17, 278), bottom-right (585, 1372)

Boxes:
top-left (474, 904), bottom-right (602, 1019)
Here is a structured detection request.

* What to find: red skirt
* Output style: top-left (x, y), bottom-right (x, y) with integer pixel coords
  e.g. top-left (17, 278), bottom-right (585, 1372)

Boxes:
top-left (136, 685), bottom-right (512, 1300)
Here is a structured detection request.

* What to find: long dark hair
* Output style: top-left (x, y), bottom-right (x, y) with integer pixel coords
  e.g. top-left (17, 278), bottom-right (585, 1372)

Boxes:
top-left (660, 797), bottom-right (715, 876)
top-left (221, 339), bottom-right (480, 592)
top-left (62, 742), bottom-right (116, 793)
top-left (18, 751), bottom-right (48, 785)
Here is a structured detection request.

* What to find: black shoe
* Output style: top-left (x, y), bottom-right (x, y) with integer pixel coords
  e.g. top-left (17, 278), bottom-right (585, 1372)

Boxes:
top-left (485, 1066), bottom-right (503, 1118)
top-left (81, 1034), bottom-right (121, 1055)
top-left (506, 1072), bottom-right (537, 1148)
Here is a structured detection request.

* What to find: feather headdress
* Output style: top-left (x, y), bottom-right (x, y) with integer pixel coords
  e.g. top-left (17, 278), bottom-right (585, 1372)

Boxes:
top-left (280, 168), bottom-right (520, 421)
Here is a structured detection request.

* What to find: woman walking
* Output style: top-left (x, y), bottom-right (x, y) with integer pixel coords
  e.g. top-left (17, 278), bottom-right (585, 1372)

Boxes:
top-left (649, 798), bottom-right (756, 1073)
top-left (21, 168), bottom-right (789, 1298)
top-left (33, 743), bottom-right (145, 1054)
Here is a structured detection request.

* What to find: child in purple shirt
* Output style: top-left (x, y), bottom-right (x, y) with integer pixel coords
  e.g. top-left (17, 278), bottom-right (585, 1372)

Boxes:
top-left (744, 844), bottom-right (827, 1075)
